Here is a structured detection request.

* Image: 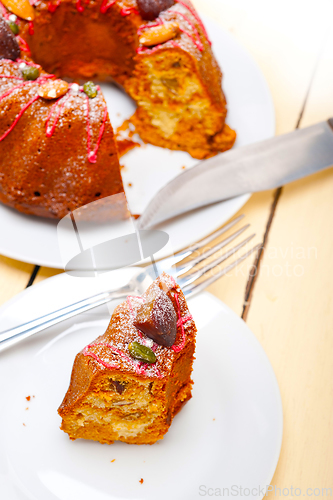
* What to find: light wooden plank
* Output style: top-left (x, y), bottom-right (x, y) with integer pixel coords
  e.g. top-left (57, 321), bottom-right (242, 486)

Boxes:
top-left (206, 190), bottom-right (276, 316)
top-left (192, 0), bottom-right (333, 314)
top-left (246, 26), bottom-right (333, 494)
top-left (193, 0), bottom-right (333, 134)
top-left (34, 267), bottom-right (63, 284)
top-left (0, 257), bottom-right (34, 306)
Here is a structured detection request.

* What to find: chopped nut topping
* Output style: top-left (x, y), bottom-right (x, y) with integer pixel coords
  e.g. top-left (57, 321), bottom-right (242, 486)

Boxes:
top-left (1, 0), bottom-right (35, 21)
top-left (38, 80), bottom-right (69, 100)
top-left (139, 22), bottom-right (179, 47)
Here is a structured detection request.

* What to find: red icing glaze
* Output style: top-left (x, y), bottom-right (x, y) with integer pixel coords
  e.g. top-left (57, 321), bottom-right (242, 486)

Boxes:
top-left (82, 281), bottom-right (189, 379)
top-left (76, 0), bottom-right (84, 12)
top-left (136, 42), bottom-right (165, 55)
top-left (82, 345), bottom-right (118, 370)
top-left (172, 9), bottom-right (203, 51)
top-left (28, 21), bottom-right (34, 35)
top-left (0, 81), bottom-right (28, 103)
top-left (48, 0), bottom-right (61, 13)
top-left (83, 342), bottom-right (163, 378)
top-left (16, 58), bottom-right (41, 68)
top-left (0, 74), bottom-right (24, 79)
top-left (172, 292), bottom-right (189, 352)
top-left (120, 6), bottom-right (139, 16)
top-left (100, 0), bottom-right (116, 13)
top-left (175, 0), bottom-right (211, 45)
top-left (84, 91), bottom-right (108, 163)
top-left (136, 4), bottom-right (205, 53)
top-left (127, 295), bottom-right (145, 319)
top-left (0, 93), bottom-right (40, 142)
top-left (168, 275), bottom-right (192, 353)
top-left (0, 2), bottom-right (9, 18)
top-left (170, 40), bottom-right (181, 49)
top-left (0, 73), bottom-right (56, 143)
top-left (45, 92), bottom-right (72, 137)
top-left (177, 314), bottom-right (192, 327)
top-left (127, 295), bottom-right (145, 339)
top-left (17, 36), bottom-right (31, 54)
top-left (178, 26), bottom-right (201, 51)
top-left (0, 61), bottom-right (107, 163)
top-left (137, 18), bottom-right (163, 34)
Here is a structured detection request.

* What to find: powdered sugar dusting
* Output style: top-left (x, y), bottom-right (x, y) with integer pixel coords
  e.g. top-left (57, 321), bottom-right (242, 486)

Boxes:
top-left (82, 273), bottom-right (196, 379)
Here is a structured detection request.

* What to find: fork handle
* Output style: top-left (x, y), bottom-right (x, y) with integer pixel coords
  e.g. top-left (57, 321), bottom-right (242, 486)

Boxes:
top-left (0, 284), bottom-right (133, 353)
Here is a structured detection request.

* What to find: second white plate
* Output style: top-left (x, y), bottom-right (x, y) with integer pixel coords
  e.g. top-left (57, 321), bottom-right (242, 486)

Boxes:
top-left (0, 14), bottom-right (274, 267)
top-left (0, 269), bottom-right (282, 500)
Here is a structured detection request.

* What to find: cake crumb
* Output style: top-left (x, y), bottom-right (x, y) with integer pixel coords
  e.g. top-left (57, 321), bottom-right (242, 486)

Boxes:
top-left (26, 396), bottom-right (31, 401)
top-left (128, 183), bottom-right (132, 187)
top-left (25, 407), bottom-right (29, 410)
top-left (213, 418), bottom-right (215, 421)
top-left (110, 459), bottom-right (116, 463)
top-left (23, 423), bottom-right (26, 426)
top-left (181, 165), bottom-right (186, 170)
top-left (139, 478), bottom-right (144, 484)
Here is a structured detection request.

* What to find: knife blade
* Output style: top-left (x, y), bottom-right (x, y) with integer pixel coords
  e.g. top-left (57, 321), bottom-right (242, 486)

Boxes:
top-left (137, 119), bottom-right (333, 229)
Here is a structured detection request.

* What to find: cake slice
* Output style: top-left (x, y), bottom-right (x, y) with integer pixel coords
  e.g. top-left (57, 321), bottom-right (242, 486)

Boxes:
top-left (58, 272), bottom-right (197, 445)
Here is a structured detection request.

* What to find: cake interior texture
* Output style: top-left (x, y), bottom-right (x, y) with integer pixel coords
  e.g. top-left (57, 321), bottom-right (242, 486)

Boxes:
top-left (60, 352), bottom-right (193, 445)
top-left (127, 48), bottom-right (235, 159)
top-left (58, 272), bottom-right (197, 445)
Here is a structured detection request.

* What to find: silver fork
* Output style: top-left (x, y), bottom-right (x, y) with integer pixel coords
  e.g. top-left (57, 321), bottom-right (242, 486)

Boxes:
top-left (0, 215), bottom-right (260, 352)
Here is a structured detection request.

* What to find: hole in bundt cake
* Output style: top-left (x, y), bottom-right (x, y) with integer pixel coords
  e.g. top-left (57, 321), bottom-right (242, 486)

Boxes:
top-left (95, 192), bottom-right (101, 197)
top-left (34, 191), bottom-right (41, 197)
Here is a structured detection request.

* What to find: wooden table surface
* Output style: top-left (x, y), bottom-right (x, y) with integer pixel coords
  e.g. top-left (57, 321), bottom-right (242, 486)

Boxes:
top-left (1, 0), bottom-right (332, 494)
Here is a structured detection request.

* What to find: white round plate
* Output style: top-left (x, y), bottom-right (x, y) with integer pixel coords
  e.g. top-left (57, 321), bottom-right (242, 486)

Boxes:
top-left (0, 14), bottom-right (275, 268)
top-left (0, 269), bottom-right (282, 500)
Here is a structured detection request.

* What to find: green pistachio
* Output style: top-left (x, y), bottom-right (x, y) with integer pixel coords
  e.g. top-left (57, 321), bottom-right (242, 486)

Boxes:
top-left (83, 81), bottom-right (98, 98)
top-left (7, 21), bottom-right (20, 35)
top-left (21, 66), bottom-right (39, 81)
top-left (128, 342), bottom-right (157, 364)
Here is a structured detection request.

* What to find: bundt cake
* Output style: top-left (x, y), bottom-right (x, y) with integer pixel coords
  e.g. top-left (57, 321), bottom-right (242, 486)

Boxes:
top-left (58, 272), bottom-right (197, 445)
top-left (0, 0), bottom-right (236, 219)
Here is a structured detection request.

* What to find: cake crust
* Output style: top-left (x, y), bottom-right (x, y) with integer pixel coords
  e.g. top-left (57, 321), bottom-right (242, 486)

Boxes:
top-left (0, 58), bottom-right (124, 218)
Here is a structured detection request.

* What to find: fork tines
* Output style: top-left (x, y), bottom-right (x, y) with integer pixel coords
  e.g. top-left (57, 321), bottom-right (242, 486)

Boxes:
top-left (170, 215), bottom-right (261, 297)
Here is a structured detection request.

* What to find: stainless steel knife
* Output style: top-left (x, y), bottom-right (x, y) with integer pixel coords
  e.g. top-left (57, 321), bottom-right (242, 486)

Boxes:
top-left (137, 119), bottom-right (333, 229)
